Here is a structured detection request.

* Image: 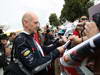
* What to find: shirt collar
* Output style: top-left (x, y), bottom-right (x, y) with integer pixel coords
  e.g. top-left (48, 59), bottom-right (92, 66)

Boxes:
top-left (22, 30), bottom-right (30, 35)
top-left (22, 30), bottom-right (34, 36)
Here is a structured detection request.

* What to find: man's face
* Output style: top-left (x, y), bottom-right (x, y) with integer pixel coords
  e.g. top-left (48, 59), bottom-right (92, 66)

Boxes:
top-left (30, 18), bottom-right (39, 33)
top-left (12, 34), bottom-right (16, 39)
top-left (25, 16), bottom-right (39, 33)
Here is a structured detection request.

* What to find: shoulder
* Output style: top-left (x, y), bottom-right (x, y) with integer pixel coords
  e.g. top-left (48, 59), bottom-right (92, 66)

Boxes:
top-left (14, 33), bottom-right (27, 46)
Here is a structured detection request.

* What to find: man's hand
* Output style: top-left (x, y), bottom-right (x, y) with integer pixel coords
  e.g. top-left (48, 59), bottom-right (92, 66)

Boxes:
top-left (57, 45), bottom-right (65, 54)
top-left (84, 22), bottom-right (99, 38)
top-left (68, 35), bottom-right (82, 44)
top-left (61, 36), bottom-right (68, 42)
top-left (63, 55), bottom-right (70, 62)
top-left (58, 36), bottom-right (68, 45)
top-left (68, 35), bottom-right (75, 40)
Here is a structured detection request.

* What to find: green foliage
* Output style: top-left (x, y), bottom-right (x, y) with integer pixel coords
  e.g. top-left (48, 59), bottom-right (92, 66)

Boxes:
top-left (60, 0), bottom-right (94, 23)
top-left (49, 13), bottom-right (60, 27)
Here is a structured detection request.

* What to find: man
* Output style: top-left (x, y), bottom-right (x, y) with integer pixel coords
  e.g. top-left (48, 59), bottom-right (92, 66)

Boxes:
top-left (69, 16), bottom-right (89, 45)
top-left (9, 32), bottom-right (16, 44)
top-left (0, 32), bottom-right (5, 68)
top-left (0, 34), bottom-right (12, 57)
top-left (5, 12), bottom-right (65, 75)
top-left (0, 34), bottom-right (13, 72)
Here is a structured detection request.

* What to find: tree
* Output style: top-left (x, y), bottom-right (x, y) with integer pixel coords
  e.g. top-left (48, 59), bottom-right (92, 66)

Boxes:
top-left (60, 0), bottom-right (94, 23)
top-left (49, 13), bottom-right (60, 27)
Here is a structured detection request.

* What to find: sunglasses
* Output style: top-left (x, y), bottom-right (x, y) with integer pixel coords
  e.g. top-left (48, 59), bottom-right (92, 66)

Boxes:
top-left (80, 18), bottom-right (88, 20)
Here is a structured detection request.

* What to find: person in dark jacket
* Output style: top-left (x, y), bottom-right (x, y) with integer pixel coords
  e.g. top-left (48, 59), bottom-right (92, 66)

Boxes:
top-left (5, 12), bottom-right (66, 75)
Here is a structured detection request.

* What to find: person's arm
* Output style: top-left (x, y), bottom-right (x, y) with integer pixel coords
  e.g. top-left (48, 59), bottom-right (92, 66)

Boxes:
top-left (15, 36), bottom-right (64, 72)
top-left (84, 22), bottom-right (100, 75)
top-left (42, 42), bottom-right (60, 54)
top-left (42, 36), bottom-right (67, 54)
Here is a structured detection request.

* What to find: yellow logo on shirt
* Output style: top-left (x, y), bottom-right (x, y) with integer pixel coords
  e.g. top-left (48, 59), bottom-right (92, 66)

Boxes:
top-left (23, 50), bottom-right (31, 56)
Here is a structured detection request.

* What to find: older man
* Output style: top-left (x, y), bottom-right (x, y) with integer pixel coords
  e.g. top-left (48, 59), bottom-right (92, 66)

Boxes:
top-left (5, 12), bottom-right (66, 75)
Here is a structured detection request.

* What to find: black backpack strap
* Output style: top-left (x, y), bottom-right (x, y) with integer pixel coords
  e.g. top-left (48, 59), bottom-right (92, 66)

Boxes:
top-left (11, 36), bottom-right (17, 62)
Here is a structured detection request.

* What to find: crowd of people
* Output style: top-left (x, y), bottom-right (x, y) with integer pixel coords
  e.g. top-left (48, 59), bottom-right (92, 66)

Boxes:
top-left (0, 5), bottom-right (100, 75)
